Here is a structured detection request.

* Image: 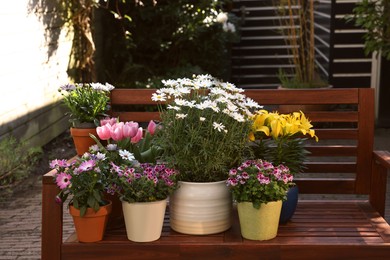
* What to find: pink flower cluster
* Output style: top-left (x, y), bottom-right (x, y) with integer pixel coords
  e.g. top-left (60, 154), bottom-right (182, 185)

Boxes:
top-left (96, 118), bottom-right (157, 143)
top-left (226, 160), bottom-right (293, 187)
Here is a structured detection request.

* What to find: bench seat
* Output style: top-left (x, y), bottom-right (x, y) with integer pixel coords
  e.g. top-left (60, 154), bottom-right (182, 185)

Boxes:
top-left (59, 201), bottom-right (390, 259)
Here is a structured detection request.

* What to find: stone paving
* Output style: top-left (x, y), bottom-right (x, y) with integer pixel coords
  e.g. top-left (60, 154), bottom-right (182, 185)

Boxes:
top-left (0, 129), bottom-right (389, 259)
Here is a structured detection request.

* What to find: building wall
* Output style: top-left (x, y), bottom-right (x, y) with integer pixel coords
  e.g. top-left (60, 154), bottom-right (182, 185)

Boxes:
top-left (0, 0), bottom-right (73, 147)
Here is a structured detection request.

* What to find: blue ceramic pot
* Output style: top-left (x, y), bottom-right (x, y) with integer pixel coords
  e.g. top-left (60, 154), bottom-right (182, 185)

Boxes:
top-left (279, 186), bottom-right (299, 224)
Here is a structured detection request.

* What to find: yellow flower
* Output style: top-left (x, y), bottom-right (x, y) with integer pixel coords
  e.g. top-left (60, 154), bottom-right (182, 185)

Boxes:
top-left (250, 109), bottom-right (318, 141)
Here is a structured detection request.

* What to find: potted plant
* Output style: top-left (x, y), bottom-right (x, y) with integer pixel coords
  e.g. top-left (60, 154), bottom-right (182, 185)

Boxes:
top-left (58, 82), bottom-right (115, 155)
top-left (274, 0), bottom-right (328, 89)
top-left (152, 74), bottom-right (260, 235)
top-left (249, 109), bottom-right (318, 223)
top-left (110, 162), bottom-right (179, 242)
top-left (226, 159), bottom-right (294, 240)
top-left (89, 118), bottom-right (161, 220)
top-left (49, 153), bottom-right (112, 242)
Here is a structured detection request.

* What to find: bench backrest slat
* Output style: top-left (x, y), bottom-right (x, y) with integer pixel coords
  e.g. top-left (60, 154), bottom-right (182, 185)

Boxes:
top-left (109, 88), bottom-right (375, 196)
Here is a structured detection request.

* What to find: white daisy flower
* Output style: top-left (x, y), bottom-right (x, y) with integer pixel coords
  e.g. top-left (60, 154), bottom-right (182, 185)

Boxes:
top-left (176, 113), bottom-right (187, 119)
top-left (245, 98), bottom-right (262, 108)
top-left (167, 105), bottom-right (181, 111)
top-left (119, 150), bottom-right (135, 161)
top-left (151, 92), bottom-right (167, 102)
top-left (200, 117), bottom-right (206, 122)
top-left (213, 122), bottom-right (225, 132)
top-left (162, 79), bottom-right (178, 87)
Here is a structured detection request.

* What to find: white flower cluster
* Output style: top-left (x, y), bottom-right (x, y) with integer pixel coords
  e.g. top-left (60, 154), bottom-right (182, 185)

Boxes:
top-left (216, 12), bottom-right (236, 33)
top-left (152, 74), bottom-right (262, 133)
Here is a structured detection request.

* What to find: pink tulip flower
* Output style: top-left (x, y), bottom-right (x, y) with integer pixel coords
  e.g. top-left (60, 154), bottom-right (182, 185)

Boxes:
top-left (131, 127), bottom-right (143, 143)
top-left (96, 124), bottom-right (112, 140)
top-left (122, 121), bottom-right (139, 138)
top-left (100, 117), bottom-right (117, 126)
top-left (147, 120), bottom-right (157, 135)
top-left (111, 122), bottom-right (124, 141)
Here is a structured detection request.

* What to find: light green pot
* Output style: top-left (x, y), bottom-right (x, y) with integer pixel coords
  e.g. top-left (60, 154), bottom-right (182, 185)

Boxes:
top-left (237, 200), bottom-right (282, 241)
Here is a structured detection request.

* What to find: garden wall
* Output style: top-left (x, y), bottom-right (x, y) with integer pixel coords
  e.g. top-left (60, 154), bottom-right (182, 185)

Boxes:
top-left (0, 0), bottom-right (72, 147)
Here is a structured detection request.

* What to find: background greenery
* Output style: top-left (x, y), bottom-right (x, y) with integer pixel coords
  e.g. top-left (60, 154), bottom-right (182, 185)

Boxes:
top-left (92, 0), bottom-right (239, 87)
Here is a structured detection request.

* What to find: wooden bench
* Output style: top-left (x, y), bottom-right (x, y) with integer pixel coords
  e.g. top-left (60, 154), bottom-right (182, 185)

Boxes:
top-left (42, 87), bottom-right (390, 259)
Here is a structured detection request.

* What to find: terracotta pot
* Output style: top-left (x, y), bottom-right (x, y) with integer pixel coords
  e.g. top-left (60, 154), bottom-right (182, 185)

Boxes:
top-left (69, 201), bottom-right (112, 243)
top-left (122, 199), bottom-right (167, 242)
top-left (169, 180), bottom-right (232, 235)
top-left (70, 127), bottom-right (97, 156)
top-left (237, 200), bottom-right (282, 241)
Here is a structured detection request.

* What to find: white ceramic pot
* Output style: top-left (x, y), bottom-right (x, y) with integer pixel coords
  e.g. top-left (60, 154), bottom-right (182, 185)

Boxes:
top-left (122, 199), bottom-right (167, 242)
top-left (169, 180), bottom-right (232, 235)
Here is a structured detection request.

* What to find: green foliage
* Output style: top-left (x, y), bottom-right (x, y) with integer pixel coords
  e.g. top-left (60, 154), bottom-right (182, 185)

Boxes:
top-left (97, 0), bottom-right (239, 86)
top-left (227, 160), bottom-right (294, 209)
top-left (0, 137), bottom-right (42, 192)
top-left (349, 0), bottom-right (390, 60)
top-left (253, 138), bottom-right (310, 175)
top-left (278, 69), bottom-right (328, 89)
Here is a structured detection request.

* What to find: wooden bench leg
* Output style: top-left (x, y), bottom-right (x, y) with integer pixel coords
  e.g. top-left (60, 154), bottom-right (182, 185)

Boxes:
top-left (370, 151), bottom-right (390, 217)
top-left (42, 176), bottom-right (63, 260)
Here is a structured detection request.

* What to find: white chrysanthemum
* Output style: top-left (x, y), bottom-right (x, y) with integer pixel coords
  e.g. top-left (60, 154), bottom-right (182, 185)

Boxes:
top-left (213, 122), bottom-right (226, 132)
top-left (184, 100), bottom-right (196, 108)
top-left (209, 102), bottom-right (220, 113)
top-left (231, 112), bottom-right (245, 122)
top-left (174, 98), bottom-right (187, 106)
top-left (151, 92), bottom-right (167, 102)
top-left (216, 96), bottom-right (229, 104)
top-left (196, 101), bottom-right (210, 110)
top-left (210, 87), bottom-right (228, 96)
top-left (119, 150), bottom-right (135, 161)
top-left (158, 87), bottom-right (176, 96)
top-left (176, 113), bottom-right (187, 119)
top-left (177, 78), bottom-right (193, 87)
top-left (162, 79), bottom-right (178, 87)
top-left (244, 98), bottom-right (261, 108)
top-left (227, 103), bottom-right (238, 112)
top-left (167, 105), bottom-right (181, 111)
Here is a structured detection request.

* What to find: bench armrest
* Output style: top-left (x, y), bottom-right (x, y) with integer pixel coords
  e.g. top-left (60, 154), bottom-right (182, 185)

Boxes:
top-left (370, 150), bottom-right (390, 217)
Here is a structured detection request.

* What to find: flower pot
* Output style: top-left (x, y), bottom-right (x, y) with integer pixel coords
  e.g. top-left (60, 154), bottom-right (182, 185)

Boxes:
top-left (122, 199), bottom-right (167, 242)
top-left (70, 127), bottom-right (97, 156)
top-left (169, 180), bottom-right (232, 235)
top-left (69, 201), bottom-right (112, 243)
top-left (279, 185), bottom-right (299, 224)
top-left (237, 200), bottom-right (282, 241)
